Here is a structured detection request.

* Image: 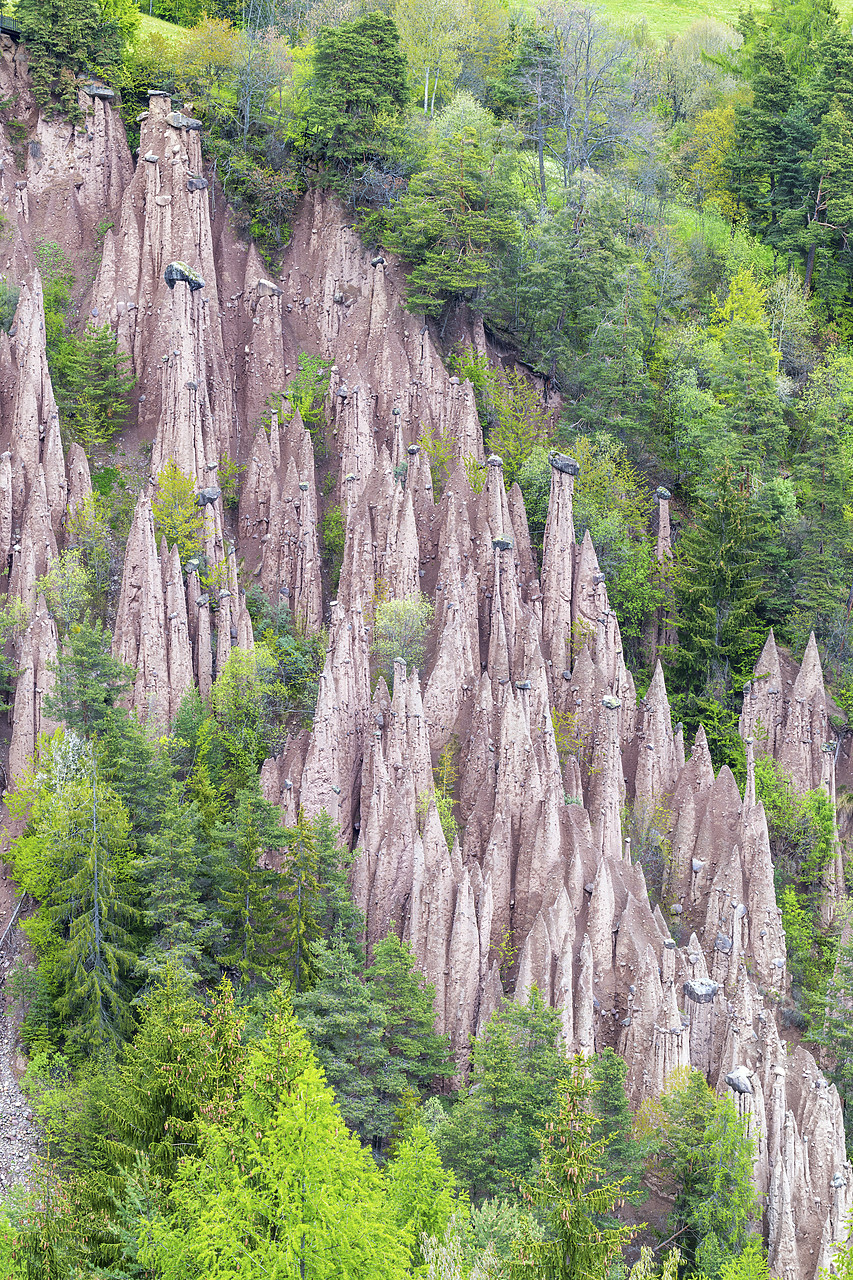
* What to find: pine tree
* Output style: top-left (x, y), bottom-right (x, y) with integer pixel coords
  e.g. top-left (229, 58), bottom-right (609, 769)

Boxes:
top-left (48, 769), bottom-right (141, 1050)
top-left (137, 785), bottom-right (221, 981)
top-left (366, 933), bottom-right (453, 1095)
top-left (45, 617), bottom-right (133, 739)
top-left (217, 784), bottom-right (288, 982)
top-left (295, 929), bottom-right (396, 1149)
top-left (510, 1058), bottom-right (633, 1280)
top-left (313, 811), bottom-right (365, 963)
top-left (303, 12), bottom-right (409, 168)
top-left (592, 1048), bottom-right (645, 1202)
top-left (279, 810), bottom-right (324, 992)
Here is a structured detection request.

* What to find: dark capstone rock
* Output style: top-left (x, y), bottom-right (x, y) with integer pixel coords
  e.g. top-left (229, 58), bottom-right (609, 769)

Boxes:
top-left (187, 176), bottom-right (208, 192)
top-left (487, 454), bottom-right (504, 468)
top-left (167, 110), bottom-right (203, 130)
top-left (602, 693), bottom-right (621, 710)
top-left (197, 486), bottom-right (221, 506)
top-left (492, 537), bottom-right (514, 552)
top-left (371, 255), bottom-right (386, 266)
top-left (165, 261), bottom-right (205, 291)
top-left (725, 1066), bottom-right (754, 1095)
top-left (515, 680), bottom-right (531, 691)
top-left (684, 979), bottom-right (719, 1004)
top-left (656, 485), bottom-right (672, 501)
top-left (148, 89), bottom-right (171, 98)
top-left (86, 84), bottom-right (115, 99)
top-left (549, 451), bottom-right (580, 475)
top-left (407, 444), bottom-right (419, 455)
top-left (715, 932), bottom-right (733, 954)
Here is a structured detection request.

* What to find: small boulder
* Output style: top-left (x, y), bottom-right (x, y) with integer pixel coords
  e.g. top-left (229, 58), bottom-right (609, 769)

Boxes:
top-left (165, 261), bottom-right (205, 291)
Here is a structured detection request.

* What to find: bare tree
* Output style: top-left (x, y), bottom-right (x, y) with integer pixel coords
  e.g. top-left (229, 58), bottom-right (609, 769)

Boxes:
top-left (538, 2), bottom-right (652, 185)
top-left (237, 0), bottom-right (279, 143)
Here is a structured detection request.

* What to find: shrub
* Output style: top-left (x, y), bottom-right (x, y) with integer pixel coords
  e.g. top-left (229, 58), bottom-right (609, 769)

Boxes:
top-left (152, 460), bottom-right (204, 562)
top-left (372, 595), bottom-right (434, 690)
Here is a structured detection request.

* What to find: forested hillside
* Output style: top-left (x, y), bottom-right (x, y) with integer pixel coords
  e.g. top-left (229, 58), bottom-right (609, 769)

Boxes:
top-left (0, 0), bottom-right (852, 1273)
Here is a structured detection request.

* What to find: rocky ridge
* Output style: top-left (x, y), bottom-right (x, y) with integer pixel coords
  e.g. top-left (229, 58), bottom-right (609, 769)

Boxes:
top-left (0, 46), bottom-right (850, 1274)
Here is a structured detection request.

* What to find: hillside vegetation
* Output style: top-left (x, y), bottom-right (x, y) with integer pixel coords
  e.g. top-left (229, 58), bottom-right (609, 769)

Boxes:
top-left (1, 0), bottom-right (853, 1275)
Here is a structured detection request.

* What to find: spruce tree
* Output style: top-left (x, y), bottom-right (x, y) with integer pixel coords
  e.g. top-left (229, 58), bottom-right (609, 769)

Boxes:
top-left (591, 1048), bottom-right (645, 1202)
top-left (137, 785), bottom-right (222, 981)
top-left (295, 929), bottom-right (395, 1149)
top-left (366, 933), bottom-right (453, 1094)
top-left (279, 810), bottom-right (324, 992)
top-left (48, 770), bottom-right (141, 1050)
top-left (511, 1058), bottom-right (632, 1280)
top-left (303, 12), bottom-right (409, 168)
top-left (45, 618), bottom-right (133, 739)
top-left (217, 784), bottom-right (288, 983)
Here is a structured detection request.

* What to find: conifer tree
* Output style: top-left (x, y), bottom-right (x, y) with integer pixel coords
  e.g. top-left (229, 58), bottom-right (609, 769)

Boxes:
top-left (386, 1122), bottom-right (457, 1269)
top-left (16, 0), bottom-right (123, 122)
top-left (295, 929), bottom-right (394, 1148)
top-left (47, 770), bottom-right (141, 1049)
top-left (279, 809), bottom-right (324, 992)
top-left (511, 1058), bottom-right (633, 1280)
top-left (367, 933), bottom-right (453, 1093)
top-left (45, 617), bottom-right (133, 739)
top-left (592, 1048), bottom-right (645, 1202)
top-left (137, 786), bottom-right (221, 981)
top-left (217, 784), bottom-right (288, 982)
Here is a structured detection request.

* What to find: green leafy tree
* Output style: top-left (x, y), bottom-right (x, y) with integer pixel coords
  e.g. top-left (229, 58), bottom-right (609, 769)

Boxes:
top-left (302, 12), bottom-right (409, 169)
top-left (36, 550), bottom-right (91, 637)
top-left (652, 1068), bottom-right (759, 1273)
top-left (152, 460), bottom-right (204, 563)
top-left (372, 594), bottom-right (435, 689)
top-left (140, 988), bottom-right (411, 1279)
top-left (17, 0), bottom-right (123, 122)
top-left (510, 1058), bottom-right (633, 1280)
top-left (438, 987), bottom-right (568, 1200)
top-left (45, 617), bottom-right (133, 738)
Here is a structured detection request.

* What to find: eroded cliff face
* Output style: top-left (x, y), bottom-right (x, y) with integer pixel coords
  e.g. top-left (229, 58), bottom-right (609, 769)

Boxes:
top-left (0, 58), bottom-right (851, 1275)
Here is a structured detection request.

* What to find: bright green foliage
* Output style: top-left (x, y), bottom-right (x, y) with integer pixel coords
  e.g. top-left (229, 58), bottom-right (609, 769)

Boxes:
top-left (53, 323), bottom-right (136, 449)
top-left (140, 989), bottom-right (411, 1279)
top-left (510, 1058), bottom-right (633, 1280)
top-left (386, 1122), bottom-right (457, 1269)
top-left (152, 460), bottom-right (204, 562)
top-left (652, 1068), bottom-right (758, 1272)
top-left (0, 595), bottom-right (30, 714)
top-left (322, 505), bottom-right (346, 592)
top-left (45, 614), bottom-right (133, 737)
top-left (438, 987), bottom-right (568, 1201)
top-left (367, 933), bottom-right (453, 1092)
top-left (97, 969), bottom-right (246, 1179)
top-left (370, 92), bottom-right (522, 316)
top-left (285, 353), bottom-right (332, 447)
top-left (66, 492), bottom-right (114, 601)
top-left (36, 549), bottom-right (92, 637)
top-left (818, 910), bottom-right (853, 1150)
top-left (303, 12), bottom-right (409, 169)
top-left (17, 0), bottom-right (123, 121)
top-left (591, 1048), bottom-right (645, 1201)
top-left (372, 594), bottom-right (435, 689)
top-left (217, 782), bottom-right (289, 982)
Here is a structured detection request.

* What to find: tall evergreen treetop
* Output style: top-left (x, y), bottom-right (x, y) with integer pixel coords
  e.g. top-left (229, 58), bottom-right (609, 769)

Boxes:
top-left (303, 12), bottom-right (409, 168)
